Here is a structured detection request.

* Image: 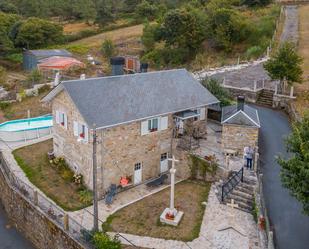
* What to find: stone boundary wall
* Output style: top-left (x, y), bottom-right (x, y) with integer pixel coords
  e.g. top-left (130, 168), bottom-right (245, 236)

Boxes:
top-left (0, 162), bottom-right (85, 249)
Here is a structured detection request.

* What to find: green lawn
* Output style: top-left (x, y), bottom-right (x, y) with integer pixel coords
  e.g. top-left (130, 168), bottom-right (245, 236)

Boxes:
top-left (103, 181), bottom-right (211, 242)
top-left (13, 139), bottom-right (92, 211)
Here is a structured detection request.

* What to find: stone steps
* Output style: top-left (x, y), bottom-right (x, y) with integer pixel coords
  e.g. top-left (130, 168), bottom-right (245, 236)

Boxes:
top-left (257, 89), bottom-right (274, 107)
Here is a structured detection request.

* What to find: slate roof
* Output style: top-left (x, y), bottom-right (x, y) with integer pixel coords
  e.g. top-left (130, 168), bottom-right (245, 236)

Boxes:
top-left (26, 49), bottom-right (72, 60)
top-left (221, 105), bottom-right (260, 127)
top-left (43, 69), bottom-right (219, 129)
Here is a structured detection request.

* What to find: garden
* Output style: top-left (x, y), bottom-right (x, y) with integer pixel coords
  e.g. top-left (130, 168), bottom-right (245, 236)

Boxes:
top-left (13, 139), bottom-right (92, 211)
top-left (102, 180), bottom-right (211, 241)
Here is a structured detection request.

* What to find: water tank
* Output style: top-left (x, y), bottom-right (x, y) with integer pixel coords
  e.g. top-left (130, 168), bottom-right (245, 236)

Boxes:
top-left (110, 57), bottom-right (125, 76)
top-left (140, 62), bottom-right (149, 73)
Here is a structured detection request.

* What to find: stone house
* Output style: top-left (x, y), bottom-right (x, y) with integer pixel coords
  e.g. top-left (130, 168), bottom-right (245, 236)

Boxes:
top-left (42, 69), bottom-right (219, 196)
top-left (221, 97), bottom-right (260, 154)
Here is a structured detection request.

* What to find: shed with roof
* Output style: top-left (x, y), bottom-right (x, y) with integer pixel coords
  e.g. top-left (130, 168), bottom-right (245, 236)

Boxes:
top-left (221, 96), bottom-right (260, 154)
top-left (23, 49), bottom-right (72, 71)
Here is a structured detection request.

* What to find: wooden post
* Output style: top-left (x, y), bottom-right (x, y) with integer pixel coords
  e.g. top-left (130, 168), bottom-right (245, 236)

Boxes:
top-left (64, 214), bottom-right (69, 231)
top-left (275, 84), bottom-right (278, 95)
top-left (254, 80), bottom-right (257, 92)
top-left (34, 191), bottom-right (38, 206)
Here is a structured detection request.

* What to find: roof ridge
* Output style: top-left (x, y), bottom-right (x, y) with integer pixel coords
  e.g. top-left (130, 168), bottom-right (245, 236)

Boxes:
top-left (61, 68), bottom-right (187, 84)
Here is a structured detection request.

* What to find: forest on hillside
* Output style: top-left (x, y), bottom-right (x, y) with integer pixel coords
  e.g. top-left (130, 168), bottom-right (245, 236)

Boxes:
top-left (0, 0), bottom-right (279, 69)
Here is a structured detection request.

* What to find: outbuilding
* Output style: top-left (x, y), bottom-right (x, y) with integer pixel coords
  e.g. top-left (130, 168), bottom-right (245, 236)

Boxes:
top-left (23, 49), bottom-right (72, 71)
top-left (221, 96), bottom-right (260, 154)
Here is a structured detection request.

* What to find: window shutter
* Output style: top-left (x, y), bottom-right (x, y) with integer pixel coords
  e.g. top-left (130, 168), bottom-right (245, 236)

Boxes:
top-left (73, 121), bottom-right (79, 136)
top-left (64, 113), bottom-right (68, 130)
top-left (84, 126), bottom-right (89, 142)
top-left (160, 116), bottom-right (168, 130)
top-left (141, 120), bottom-right (149, 135)
top-left (200, 107), bottom-right (206, 120)
top-left (55, 111), bottom-right (60, 124)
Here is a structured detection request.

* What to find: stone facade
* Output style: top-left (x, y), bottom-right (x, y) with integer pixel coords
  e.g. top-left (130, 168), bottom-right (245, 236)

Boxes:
top-left (52, 91), bottom-right (208, 197)
top-left (222, 124), bottom-right (259, 154)
top-left (0, 168), bottom-right (84, 249)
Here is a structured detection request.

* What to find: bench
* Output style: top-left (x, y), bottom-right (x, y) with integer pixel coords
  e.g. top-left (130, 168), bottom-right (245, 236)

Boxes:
top-left (146, 174), bottom-right (168, 188)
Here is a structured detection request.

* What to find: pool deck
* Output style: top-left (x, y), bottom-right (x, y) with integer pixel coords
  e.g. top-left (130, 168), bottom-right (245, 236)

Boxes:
top-left (0, 135), bottom-right (52, 151)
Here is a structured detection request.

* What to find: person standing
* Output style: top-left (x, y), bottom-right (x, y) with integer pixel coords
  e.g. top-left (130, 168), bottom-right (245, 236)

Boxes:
top-left (246, 146), bottom-right (254, 170)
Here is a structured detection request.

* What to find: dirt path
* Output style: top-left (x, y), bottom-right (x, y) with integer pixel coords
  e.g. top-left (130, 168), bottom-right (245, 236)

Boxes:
top-left (70, 24), bottom-right (144, 48)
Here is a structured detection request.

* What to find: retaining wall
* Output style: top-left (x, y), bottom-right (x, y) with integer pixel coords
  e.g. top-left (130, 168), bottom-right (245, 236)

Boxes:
top-left (0, 164), bottom-right (85, 249)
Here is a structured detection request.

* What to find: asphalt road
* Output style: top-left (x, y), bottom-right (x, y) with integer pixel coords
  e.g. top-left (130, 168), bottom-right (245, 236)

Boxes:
top-left (257, 105), bottom-right (309, 249)
top-left (0, 203), bottom-right (34, 249)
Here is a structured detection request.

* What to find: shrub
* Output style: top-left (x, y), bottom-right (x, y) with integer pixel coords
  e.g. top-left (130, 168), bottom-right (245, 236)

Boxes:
top-left (201, 78), bottom-right (232, 107)
top-left (101, 39), bottom-right (115, 59)
top-left (78, 189), bottom-right (93, 205)
top-left (0, 66), bottom-right (7, 84)
top-left (93, 232), bottom-right (121, 249)
top-left (0, 102), bottom-right (10, 111)
top-left (246, 46), bottom-right (263, 59)
top-left (5, 53), bottom-right (22, 63)
top-left (26, 69), bottom-right (43, 87)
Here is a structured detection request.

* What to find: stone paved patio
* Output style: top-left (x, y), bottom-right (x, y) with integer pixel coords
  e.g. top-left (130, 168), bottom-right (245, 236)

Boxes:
top-left (110, 185), bottom-right (262, 249)
top-left (69, 180), bottom-right (183, 230)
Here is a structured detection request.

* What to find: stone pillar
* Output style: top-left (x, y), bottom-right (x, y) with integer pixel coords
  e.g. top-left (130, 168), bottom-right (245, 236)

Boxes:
top-left (64, 214), bottom-right (69, 231)
top-left (290, 86), bottom-right (294, 98)
top-left (34, 191), bottom-right (38, 206)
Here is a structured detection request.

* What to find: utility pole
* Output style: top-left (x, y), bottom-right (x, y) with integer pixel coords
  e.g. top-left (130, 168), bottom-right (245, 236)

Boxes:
top-left (92, 124), bottom-right (99, 231)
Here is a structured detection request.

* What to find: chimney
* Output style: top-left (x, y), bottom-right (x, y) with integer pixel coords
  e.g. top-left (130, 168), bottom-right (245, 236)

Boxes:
top-left (140, 62), bottom-right (149, 73)
top-left (110, 57), bottom-right (125, 76)
top-left (237, 96), bottom-right (245, 111)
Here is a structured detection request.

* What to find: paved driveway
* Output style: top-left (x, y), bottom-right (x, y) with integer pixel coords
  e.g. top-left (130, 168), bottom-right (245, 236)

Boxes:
top-left (256, 105), bottom-right (309, 249)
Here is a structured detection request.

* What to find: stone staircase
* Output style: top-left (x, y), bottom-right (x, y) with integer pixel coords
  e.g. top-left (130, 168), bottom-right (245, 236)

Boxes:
top-left (257, 89), bottom-right (274, 107)
top-left (219, 177), bottom-right (257, 213)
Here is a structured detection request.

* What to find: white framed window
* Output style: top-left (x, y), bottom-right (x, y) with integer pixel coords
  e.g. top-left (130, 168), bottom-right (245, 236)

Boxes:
top-left (134, 163), bottom-right (142, 171)
top-left (148, 118), bottom-right (159, 132)
top-left (73, 121), bottom-right (88, 142)
top-left (141, 116), bottom-right (168, 135)
top-left (55, 110), bottom-right (67, 129)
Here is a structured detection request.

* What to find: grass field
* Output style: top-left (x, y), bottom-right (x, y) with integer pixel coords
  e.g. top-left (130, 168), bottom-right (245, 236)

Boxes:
top-left (294, 4), bottom-right (309, 116)
top-left (63, 22), bottom-right (99, 34)
top-left (103, 181), bottom-right (211, 242)
top-left (71, 24), bottom-right (144, 49)
top-left (13, 140), bottom-right (92, 211)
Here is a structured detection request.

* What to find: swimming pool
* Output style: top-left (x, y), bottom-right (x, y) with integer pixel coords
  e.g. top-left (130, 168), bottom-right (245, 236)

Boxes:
top-left (0, 115), bottom-right (53, 142)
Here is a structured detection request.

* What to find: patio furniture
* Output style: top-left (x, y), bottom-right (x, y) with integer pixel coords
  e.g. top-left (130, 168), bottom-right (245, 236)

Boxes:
top-left (105, 184), bottom-right (117, 205)
top-left (146, 174), bottom-right (168, 188)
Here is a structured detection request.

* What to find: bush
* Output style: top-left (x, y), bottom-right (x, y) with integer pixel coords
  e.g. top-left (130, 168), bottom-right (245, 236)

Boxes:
top-left (64, 44), bottom-right (90, 55)
top-left (0, 66), bottom-right (7, 84)
top-left (246, 46), bottom-right (263, 59)
top-left (201, 78), bottom-right (232, 106)
top-left (0, 102), bottom-right (11, 111)
top-left (93, 232), bottom-right (121, 249)
top-left (101, 39), bottom-right (115, 59)
top-left (5, 53), bottom-right (22, 63)
top-left (26, 69), bottom-right (43, 87)
top-left (78, 189), bottom-right (93, 205)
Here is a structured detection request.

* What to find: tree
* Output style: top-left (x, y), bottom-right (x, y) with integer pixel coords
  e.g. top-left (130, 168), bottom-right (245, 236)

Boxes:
top-left (264, 42), bottom-right (303, 85)
top-left (160, 8), bottom-right (207, 52)
top-left (136, 0), bottom-right (159, 21)
top-left (141, 22), bottom-right (160, 52)
top-left (101, 39), bottom-right (115, 58)
top-left (0, 0), bottom-right (18, 13)
top-left (0, 66), bottom-right (7, 85)
top-left (201, 78), bottom-right (232, 106)
top-left (241, 0), bottom-right (272, 7)
top-left (14, 18), bottom-right (64, 49)
top-left (206, 8), bottom-right (249, 52)
top-left (95, 0), bottom-right (116, 26)
top-left (0, 12), bottom-right (21, 54)
top-left (277, 113), bottom-right (309, 215)
top-left (123, 0), bottom-right (142, 13)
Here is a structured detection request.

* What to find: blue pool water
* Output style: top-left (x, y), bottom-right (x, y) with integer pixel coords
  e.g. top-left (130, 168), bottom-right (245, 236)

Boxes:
top-left (0, 116), bottom-right (53, 132)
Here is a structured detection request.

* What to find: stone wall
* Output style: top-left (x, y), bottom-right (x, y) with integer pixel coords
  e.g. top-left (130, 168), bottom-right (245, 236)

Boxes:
top-left (224, 87), bottom-right (262, 103)
top-left (222, 124), bottom-right (259, 154)
top-left (0, 168), bottom-right (84, 249)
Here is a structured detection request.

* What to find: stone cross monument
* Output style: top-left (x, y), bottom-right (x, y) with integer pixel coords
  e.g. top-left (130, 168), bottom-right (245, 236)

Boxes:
top-left (160, 156), bottom-right (184, 226)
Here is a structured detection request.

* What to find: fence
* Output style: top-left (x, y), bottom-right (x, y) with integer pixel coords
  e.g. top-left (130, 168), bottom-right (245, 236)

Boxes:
top-left (0, 151), bottom-right (94, 249)
top-left (221, 167), bottom-right (244, 202)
